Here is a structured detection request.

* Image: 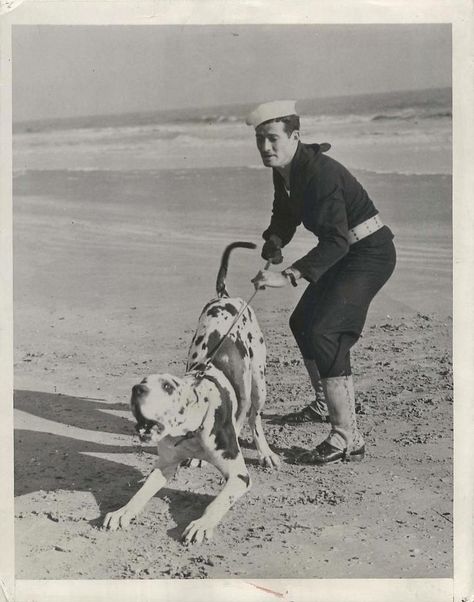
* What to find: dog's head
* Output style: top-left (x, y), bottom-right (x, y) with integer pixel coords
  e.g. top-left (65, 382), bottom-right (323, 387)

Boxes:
top-left (130, 373), bottom-right (197, 443)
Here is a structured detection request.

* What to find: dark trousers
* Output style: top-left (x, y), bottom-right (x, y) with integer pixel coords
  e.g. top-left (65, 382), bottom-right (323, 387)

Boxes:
top-left (289, 237), bottom-right (396, 378)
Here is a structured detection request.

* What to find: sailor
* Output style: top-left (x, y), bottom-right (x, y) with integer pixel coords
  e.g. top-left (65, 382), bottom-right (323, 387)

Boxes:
top-left (248, 100), bottom-right (396, 464)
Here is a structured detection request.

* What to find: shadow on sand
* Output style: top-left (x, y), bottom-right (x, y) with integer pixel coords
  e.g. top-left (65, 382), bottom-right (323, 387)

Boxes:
top-left (14, 389), bottom-right (238, 539)
top-left (14, 388), bottom-right (133, 434)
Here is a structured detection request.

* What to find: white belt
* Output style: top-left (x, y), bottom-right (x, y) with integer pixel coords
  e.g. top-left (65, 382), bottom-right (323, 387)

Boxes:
top-left (348, 215), bottom-right (384, 245)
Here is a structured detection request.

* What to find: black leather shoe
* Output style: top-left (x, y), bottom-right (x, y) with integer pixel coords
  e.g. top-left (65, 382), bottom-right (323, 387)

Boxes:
top-left (296, 441), bottom-right (365, 465)
top-left (279, 404), bottom-right (329, 425)
top-left (346, 445), bottom-right (365, 462)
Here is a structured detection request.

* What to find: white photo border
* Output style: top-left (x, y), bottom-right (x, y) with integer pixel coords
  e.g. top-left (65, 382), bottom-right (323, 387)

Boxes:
top-left (1, 2), bottom-right (472, 601)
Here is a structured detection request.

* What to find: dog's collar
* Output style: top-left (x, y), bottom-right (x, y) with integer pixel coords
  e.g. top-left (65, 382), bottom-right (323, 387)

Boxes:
top-left (174, 428), bottom-right (201, 447)
top-left (190, 363), bottom-right (212, 383)
top-left (173, 410), bottom-right (209, 447)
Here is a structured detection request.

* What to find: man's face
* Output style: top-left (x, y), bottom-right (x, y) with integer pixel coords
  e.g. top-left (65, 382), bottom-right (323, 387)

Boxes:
top-left (255, 121), bottom-right (299, 169)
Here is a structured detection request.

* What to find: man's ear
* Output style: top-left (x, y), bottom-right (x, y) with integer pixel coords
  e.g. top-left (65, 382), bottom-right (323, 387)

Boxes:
top-left (292, 130), bottom-right (300, 142)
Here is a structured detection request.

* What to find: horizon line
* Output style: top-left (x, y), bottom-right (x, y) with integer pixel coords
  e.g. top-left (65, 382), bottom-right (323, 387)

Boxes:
top-left (13, 85), bottom-right (451, 127)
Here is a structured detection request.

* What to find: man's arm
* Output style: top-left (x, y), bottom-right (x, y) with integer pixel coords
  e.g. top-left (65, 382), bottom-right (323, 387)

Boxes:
top-left (292, 181), bottom-right (350, 283)
top-left (262, 186), bottom-right (298, 248)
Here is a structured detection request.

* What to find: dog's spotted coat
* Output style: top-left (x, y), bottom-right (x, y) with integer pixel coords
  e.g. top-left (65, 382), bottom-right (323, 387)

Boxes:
top-left (103, 243), bottom-right (279, 544)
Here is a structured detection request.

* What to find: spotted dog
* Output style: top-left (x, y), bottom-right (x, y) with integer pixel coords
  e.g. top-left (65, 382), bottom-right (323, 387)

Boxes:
top-left (103, 242), bottom-right (280, 544)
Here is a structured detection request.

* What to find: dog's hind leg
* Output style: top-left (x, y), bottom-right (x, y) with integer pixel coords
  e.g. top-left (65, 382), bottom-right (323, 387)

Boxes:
top-left (249, 376), bottom-right (280, 469)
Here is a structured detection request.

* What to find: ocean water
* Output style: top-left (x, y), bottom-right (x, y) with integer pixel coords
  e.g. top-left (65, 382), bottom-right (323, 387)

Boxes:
top-left (13, 87), bottom-right (451, 176)
top-left (12, 88), bottom-right (453, 323)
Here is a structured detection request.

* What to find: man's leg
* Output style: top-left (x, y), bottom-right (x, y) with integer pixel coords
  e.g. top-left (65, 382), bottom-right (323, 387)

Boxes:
top-left (321, 373), bottom-right (366, 458)
top-left (279, 358), bottom-right (329, 424)
top-left (303, 358), bottom-right (329, 418)
top-left (298, 331), bottom-right (365, 462)
top-left (282, 282), bottom-right (329, 424)
top-left (297, 242), bottom-right (396, 463)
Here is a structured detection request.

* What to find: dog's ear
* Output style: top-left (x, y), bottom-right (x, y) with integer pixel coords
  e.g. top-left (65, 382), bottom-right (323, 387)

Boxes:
top-left (132, 383), bottom-right (149, 397)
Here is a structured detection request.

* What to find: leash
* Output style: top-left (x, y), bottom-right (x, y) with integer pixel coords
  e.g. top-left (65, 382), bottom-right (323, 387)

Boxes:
top-left (193, 261), bottom-right (270, 381)
top-left (175, 262), bottom-right (270, 448)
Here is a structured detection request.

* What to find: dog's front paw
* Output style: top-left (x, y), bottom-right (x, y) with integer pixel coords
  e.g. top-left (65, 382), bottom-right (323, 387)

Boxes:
top-left (259, 451), bottom-right (281, 470)
top-left (102, 507), bottom-right (137, 531)
top-left (182, 518), bottom-right (215, 544)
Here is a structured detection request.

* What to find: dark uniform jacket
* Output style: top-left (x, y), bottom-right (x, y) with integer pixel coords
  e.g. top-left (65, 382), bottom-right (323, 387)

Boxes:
top-left (262, 141), bottom-right (393, 283)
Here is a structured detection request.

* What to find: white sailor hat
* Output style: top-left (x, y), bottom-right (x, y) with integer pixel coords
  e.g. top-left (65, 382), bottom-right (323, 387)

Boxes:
top-left (245, 100), bottom-right (298, 128)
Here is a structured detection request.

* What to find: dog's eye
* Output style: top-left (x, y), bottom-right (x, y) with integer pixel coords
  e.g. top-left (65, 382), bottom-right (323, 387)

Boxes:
top-left (162, 381), bottom-right (175, 395)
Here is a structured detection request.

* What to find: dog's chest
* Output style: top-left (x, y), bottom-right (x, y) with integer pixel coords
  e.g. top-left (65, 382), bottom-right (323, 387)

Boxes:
top-left (156, 433), bottom-right (206, 464)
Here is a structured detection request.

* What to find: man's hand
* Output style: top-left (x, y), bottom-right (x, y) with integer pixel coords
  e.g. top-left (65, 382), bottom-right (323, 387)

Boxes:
top-left (261, 237), bottom-right (283, 264)
top-left (251, 269), bottom-right (288, 290)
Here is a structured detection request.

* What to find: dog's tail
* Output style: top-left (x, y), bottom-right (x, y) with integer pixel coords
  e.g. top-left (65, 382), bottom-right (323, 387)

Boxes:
top-left (216, 241), bottom-right (257, 298)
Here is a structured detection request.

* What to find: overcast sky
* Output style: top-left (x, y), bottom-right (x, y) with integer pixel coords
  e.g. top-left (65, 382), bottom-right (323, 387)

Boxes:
top-left (12, 24), bottom-right (451, 122)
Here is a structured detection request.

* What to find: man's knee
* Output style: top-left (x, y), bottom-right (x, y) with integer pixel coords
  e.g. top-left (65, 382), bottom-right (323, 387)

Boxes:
top-left (289, 309), bottom-right (304, 337)
top-left (289, 310), bottom-right (315, 358)
top-left (312, 331), bottom-right (358, 378)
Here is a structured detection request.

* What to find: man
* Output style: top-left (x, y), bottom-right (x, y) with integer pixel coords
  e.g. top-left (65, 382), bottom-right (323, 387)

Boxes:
top-left (248, 100), bottom-right (396, 465)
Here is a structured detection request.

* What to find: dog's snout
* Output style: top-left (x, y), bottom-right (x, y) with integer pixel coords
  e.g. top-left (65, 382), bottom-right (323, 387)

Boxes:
top-left (131, 383), bottom-right (150, 424)
top-left (132, 383), bottom-right (150, 397)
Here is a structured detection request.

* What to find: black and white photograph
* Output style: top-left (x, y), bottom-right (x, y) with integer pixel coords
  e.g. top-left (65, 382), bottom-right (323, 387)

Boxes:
top-left (1, 1), bottom-right (473, 601)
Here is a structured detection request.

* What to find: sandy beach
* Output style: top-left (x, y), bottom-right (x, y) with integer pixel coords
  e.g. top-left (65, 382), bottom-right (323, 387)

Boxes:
top-left (12, 90), bottom-right (453, 579)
